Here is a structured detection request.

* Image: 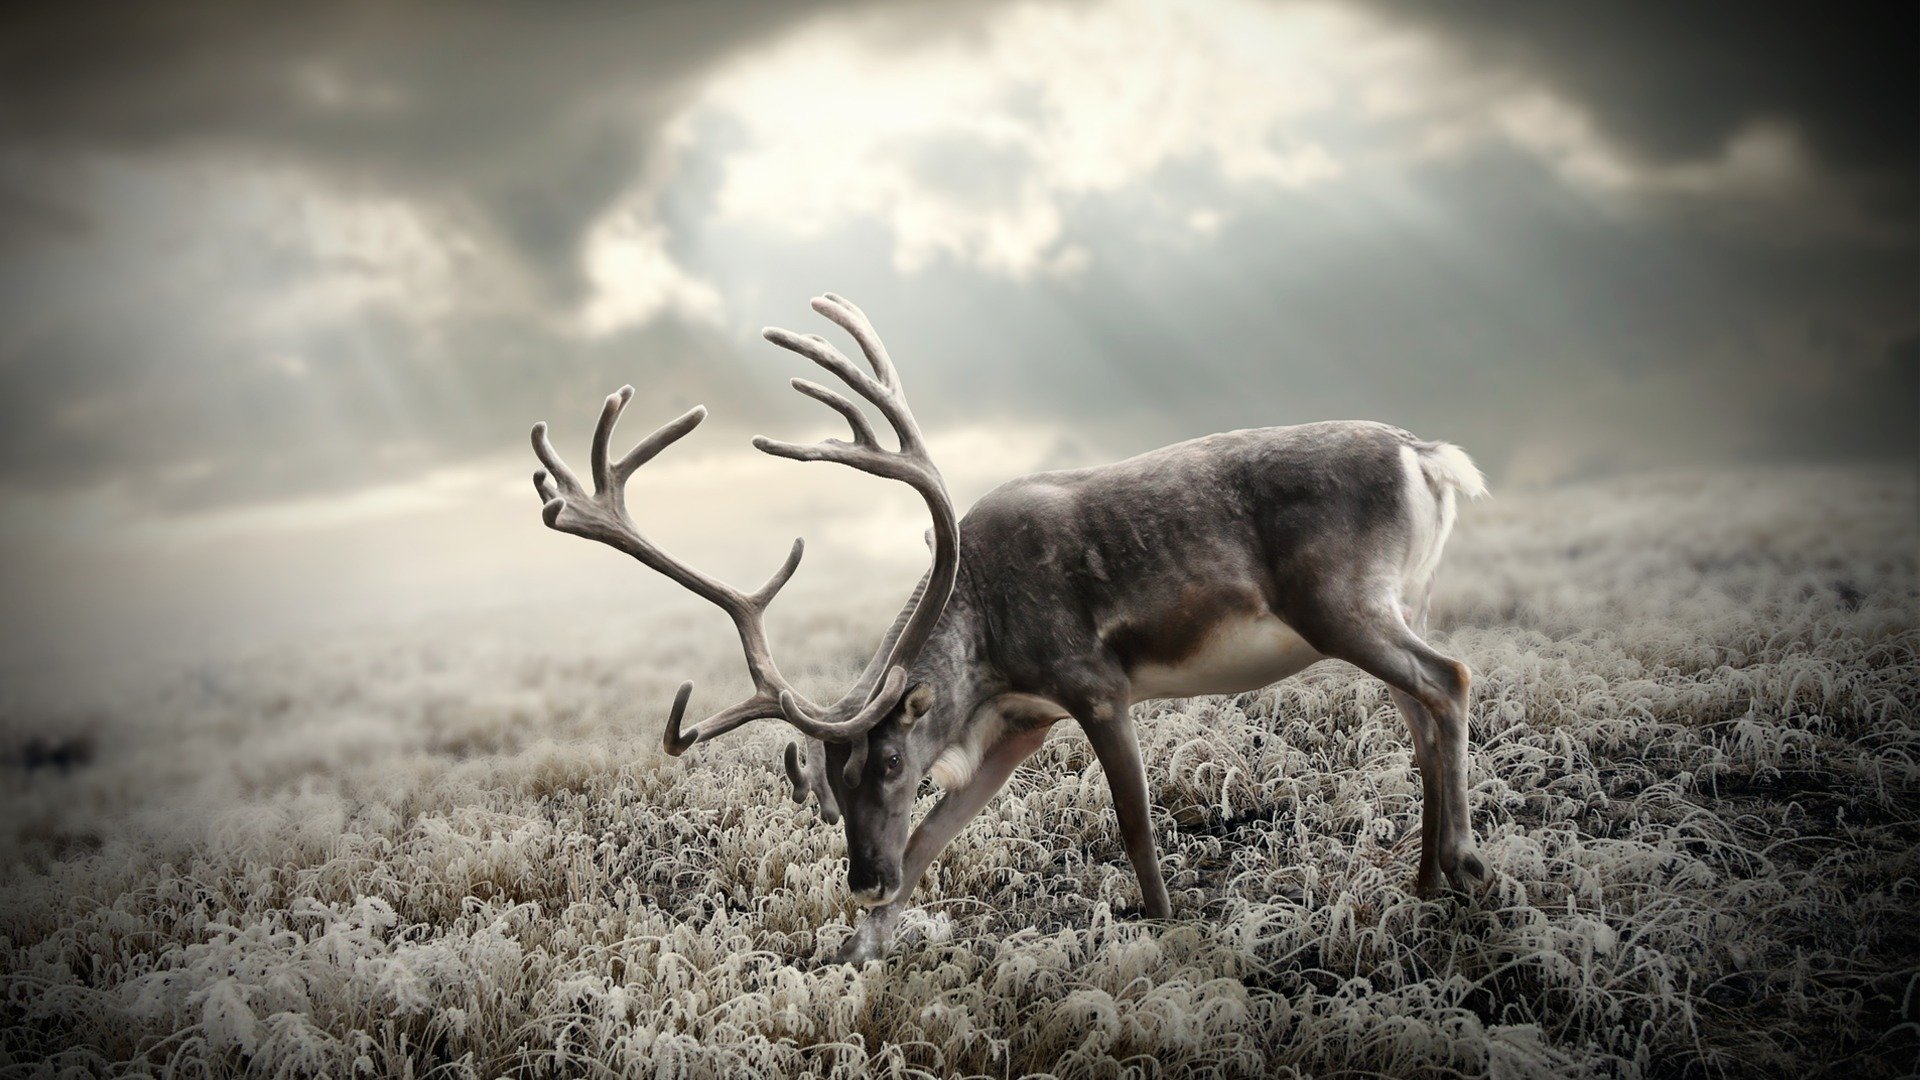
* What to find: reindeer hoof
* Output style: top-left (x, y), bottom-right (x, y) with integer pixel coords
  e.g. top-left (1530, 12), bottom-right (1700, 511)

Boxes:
top-left (831, 937), bottom-right (883, 966)
top-left (1416, 847), bottom-right (1487, 897)
top-left (829, 920), bottom-right (895, 966)
top-left (1437, 848), bottom-right (1489, 894)
top-left (1414, 865), bottom-right (1443, 898)
top-left (1456, 850), bottom-right (1488, 882)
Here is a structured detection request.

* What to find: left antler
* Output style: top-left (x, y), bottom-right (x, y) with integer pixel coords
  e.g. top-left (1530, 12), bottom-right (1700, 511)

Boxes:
top-left (528, 294), bottom-right (958, 757)
top-left (531, 390), bottom-right (826, 754)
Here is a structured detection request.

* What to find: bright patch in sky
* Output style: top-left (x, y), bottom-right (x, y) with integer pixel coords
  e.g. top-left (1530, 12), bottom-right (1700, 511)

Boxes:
top-left (576, 213), bottom-right (724, 337)
top-left (677, 0), bottom-right (1403, 278)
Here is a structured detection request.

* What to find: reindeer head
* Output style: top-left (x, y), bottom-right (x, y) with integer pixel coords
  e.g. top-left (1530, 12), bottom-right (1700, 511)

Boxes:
top-left (531, 293), bottom-right (957, 911)
top-left (812, 683), bottom-right (933, 904)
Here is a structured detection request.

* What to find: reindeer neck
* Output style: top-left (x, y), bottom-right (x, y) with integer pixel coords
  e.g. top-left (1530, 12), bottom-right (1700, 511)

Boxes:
top-left (905, 578), bottom-right (1003, 740)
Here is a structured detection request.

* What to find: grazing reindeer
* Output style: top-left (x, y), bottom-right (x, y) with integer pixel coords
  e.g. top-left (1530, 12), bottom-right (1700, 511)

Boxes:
top-left (532, 294), bottom-right (1487, 964)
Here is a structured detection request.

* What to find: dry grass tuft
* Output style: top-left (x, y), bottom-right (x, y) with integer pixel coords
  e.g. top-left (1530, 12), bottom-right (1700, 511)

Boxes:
top-left (3, 467), bottom-right (1916, 1077)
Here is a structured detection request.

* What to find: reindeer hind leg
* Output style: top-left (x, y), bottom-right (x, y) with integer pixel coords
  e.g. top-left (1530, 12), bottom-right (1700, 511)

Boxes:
top-left (1387, 686), bottom-right (1447, 894)
top-left (1312, 598), bottom-right (1485, 893)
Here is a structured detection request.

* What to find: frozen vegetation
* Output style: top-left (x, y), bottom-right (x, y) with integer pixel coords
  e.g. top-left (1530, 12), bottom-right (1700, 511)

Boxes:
top-left (2, 467), bottom-right (1916, 1077)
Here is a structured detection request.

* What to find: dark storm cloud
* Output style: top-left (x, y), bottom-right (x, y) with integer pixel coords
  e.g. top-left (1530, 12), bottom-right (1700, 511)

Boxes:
top-left (0, 2), bottom-right (852, 299)
top-left (15, 2), bottom-right (1895, 287)
top-left (1363, 1), bottom-right (1919, 229)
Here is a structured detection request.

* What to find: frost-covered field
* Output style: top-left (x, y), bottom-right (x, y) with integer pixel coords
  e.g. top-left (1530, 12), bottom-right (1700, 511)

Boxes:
top-left (3, 468), bottom-right (1917, 1078)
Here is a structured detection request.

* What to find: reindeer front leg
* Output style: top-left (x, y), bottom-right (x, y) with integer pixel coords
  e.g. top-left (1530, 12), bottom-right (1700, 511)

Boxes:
top-left (834, 725), bottom-right (1053, 965)
top-left (1080, 701), bottom-right (1173, 919)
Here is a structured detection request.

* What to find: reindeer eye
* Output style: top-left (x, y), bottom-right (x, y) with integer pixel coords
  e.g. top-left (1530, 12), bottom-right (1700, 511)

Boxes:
top-left (886, 753), bottom-right (902, 774)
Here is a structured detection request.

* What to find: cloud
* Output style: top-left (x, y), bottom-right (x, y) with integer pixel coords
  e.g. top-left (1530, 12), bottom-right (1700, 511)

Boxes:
top-left (1362, 2), bottom-right (1918, 186)
top-left (575, 215), bottom-right (725, 338)
top-left (676, 0), bottom-right (1913, 287)
top-left (681, 0), bottom-right (1378, 278)
top-left (0, 0), bottom-right (1912, 666)
top-left (0, 2), bottom-right (914, 298)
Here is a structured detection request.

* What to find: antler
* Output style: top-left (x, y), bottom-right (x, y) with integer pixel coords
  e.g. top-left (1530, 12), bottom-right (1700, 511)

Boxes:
top-left (528, 293), bottom-right (957, 757)
top-left (753, 294), bottom-right (960, 734)
top-left (531, 387), bottom-right (832, 755)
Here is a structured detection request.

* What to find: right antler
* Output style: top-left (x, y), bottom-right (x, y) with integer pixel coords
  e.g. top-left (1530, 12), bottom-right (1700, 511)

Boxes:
top-left (528, 294), bottom-right (957, 757)
top-left (754, 294), bottom-right (960, 734)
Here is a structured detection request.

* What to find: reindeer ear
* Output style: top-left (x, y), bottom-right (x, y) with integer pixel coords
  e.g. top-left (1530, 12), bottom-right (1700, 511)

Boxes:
top-left (899, 684), bottom-right (934, 727)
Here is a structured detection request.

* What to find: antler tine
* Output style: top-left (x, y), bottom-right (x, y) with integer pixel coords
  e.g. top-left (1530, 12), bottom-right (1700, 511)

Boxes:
top-left (666, 658), bottom-right (906, 751)
top-left (613, 400), bottom-right (708, 486)
top-left (751, 536), bottom-right (805, 605)
top-left (784, 739), bottom-right (842, 823)
top-left (789, 378), bottom-right (881, 450)
top-left (532, 421), bottom-right (583, 499)
top-left (529, 390), bottom-right (820, 757)
top-left (661, 681), bottom-right (698, 754)
top-left (589, 385), bottom-right (633, 494)
top-left (750, 432), bottom-right (925, 484)
top-left (664, 684), bottom-right (794, 756)
top-left (761, 328), bottom-right (918, 449)
top-left (814, 293), bottom-right (900, 391)
top-left (778, 666), bottom-right (909, 741)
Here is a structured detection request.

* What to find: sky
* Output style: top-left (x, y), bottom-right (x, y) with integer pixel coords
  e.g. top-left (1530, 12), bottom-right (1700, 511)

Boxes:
top-left (0, 0), bottom-right (1914, 671)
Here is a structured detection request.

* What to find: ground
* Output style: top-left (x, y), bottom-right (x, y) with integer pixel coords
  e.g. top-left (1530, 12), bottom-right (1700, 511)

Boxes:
top-left (2, 467), bottom-right (1916, 1078)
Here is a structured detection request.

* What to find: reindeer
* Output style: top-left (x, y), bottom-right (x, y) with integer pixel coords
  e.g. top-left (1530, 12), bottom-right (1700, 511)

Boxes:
top-left (531, 294), bottom-right (1488, 964)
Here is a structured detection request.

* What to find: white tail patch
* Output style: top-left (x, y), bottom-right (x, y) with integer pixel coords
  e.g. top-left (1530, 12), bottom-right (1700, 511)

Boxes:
top-left (1419, 442), bottom-right (1487, 500)
top-left (1399, 442), bottom-right (1483, 600)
